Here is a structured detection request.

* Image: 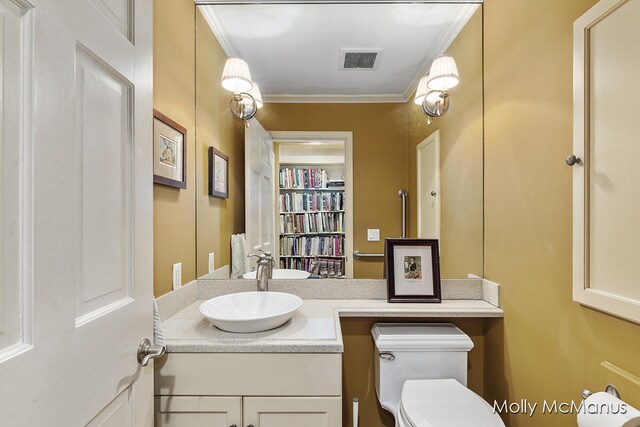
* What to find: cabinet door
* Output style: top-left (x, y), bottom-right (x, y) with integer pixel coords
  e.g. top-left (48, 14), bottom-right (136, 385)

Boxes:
top-left (156, 396), bottom-right (242, 427)
top-left (243, 396), bottom-right (341, 427)
top-left (573, 0), bottom-right (640, 323)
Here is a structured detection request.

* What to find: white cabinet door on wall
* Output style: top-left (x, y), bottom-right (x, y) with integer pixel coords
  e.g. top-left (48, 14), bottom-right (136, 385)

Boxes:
top-left (156, 396), bottom-right (242, 427)
top-left (243, 397), bottom-right (342, 427)
top-left (572, 0), bottom-right (640, 323)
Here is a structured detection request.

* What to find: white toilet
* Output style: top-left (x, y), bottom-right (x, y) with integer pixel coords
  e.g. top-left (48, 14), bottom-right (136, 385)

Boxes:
top-left (372, 323), bottom-right (505, 427)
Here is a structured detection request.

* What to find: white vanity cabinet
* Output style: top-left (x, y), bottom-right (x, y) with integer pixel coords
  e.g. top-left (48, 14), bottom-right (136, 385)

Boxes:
top-left (156, 396), bottom-right (242, 427)
top-left (155, 353), bottom-right (342, 427)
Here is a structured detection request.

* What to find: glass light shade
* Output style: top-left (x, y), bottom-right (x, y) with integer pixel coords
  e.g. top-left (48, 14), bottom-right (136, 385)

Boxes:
top-left (221, 58), bottom-right (253, 93)
top-left (413, 75), bottom-right (430, 105)
top-left (427, 55), bottom-right (460, 91)
top-left (248, 82), bottom-right (263, 109)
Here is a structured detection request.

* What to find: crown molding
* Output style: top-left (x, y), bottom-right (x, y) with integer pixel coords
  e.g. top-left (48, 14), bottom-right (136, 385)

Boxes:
top-left (262, 93), bottom-right (408, 103)
top-left (196, 1), bottom-right (482, 4)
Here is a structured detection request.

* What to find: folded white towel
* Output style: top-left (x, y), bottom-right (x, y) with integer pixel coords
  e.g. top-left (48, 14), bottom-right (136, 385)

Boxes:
top-left (231, 233), bottom-right (251, 278)
top-left (153, 299), bottom-right (165, 347)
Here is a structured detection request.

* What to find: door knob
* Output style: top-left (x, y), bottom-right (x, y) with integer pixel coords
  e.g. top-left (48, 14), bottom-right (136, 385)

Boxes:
top-left (137, 338), bottom-right (166, 367)
top-left (431, 191), bottom-right (437, 197)
top-left (566, 154), bottom-right (582, 166)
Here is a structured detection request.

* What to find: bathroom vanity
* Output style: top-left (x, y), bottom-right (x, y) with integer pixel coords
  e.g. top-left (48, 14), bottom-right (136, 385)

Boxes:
top-left (154, 279), bottom-right (502, 426)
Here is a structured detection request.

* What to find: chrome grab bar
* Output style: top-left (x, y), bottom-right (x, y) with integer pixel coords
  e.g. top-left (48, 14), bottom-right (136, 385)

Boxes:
top-left (398, 189), bottom-right (407, 238)
top-left (353, 250), bottom-right (384, 259)
top-left (354, 189), bottom-right (407, 261)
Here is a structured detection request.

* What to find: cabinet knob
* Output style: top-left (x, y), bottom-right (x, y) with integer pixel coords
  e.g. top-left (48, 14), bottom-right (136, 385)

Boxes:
top-left (566, 154), bottom-right (582, 166)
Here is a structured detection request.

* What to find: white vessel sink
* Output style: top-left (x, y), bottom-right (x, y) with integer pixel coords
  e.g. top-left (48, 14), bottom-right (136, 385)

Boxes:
top-left (242, 269), bottom-right (311, 280)
top-left (199, 292), bottom-right (303, 333)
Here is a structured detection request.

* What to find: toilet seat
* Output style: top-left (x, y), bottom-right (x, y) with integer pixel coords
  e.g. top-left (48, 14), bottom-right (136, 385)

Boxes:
top-left (398, 379), bottom-right (505, 427)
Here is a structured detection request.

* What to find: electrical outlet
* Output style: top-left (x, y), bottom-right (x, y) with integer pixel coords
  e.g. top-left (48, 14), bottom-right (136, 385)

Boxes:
top-left (208, 253), bottom-right (215, 274)
top-left (172, 263), bottom-right (182, 291)
top-left (367, 229), bottom-right (380, 242)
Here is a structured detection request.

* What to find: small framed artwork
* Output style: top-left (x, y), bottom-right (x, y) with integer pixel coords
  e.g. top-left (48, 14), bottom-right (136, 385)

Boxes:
top-left (384, 238), bottom-right (441, 303)
top-left (153, 110), bottom-right (187, 189)
top-left (208, 147), bottom-right (229, 198)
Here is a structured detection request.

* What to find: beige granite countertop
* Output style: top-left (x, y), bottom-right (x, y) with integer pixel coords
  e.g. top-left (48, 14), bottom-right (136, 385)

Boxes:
top-left (161, 298), bottom-right (503, 353)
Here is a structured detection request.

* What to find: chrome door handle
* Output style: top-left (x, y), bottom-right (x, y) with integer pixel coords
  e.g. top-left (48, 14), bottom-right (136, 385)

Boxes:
top-left (379, 352), bottom-right (395, 361)
top-left (137, 338), bottom-right (166, 367)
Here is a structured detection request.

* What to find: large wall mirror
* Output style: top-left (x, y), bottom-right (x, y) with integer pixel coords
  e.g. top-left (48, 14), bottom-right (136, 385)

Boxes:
top-left (193, 1), bottom-right (483, 280)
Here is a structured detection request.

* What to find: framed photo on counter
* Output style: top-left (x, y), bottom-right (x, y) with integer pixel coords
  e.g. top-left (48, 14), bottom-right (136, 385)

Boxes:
top-left (384, 238), bottom-right (441, 303)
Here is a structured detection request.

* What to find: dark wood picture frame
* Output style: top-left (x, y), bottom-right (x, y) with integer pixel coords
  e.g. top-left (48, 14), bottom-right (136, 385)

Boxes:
top-left (153, 109), bottom-right (187, 189)
top-left (384, 238), bottom-right (441, 303)
top-left (208, 147), bottom-right (229, 198)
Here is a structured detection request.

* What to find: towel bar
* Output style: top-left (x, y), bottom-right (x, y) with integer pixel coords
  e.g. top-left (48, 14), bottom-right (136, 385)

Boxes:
top-left (353, 250), bottom-right (384, 259)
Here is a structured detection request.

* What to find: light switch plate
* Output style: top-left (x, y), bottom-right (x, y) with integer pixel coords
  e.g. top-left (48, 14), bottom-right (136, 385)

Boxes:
top-left (367, 229), bottom-right (380, 242)
top-left (208, 253), bottom-right (215, 274)
top-left (172, 263), bottom-right (182, 291)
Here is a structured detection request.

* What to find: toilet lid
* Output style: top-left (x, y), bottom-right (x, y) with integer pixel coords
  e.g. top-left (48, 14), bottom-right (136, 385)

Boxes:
top-left (400, 379), bottom-right (505, 427)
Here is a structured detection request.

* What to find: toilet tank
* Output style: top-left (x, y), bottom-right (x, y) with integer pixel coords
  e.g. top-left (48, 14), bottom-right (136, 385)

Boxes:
top-left (371, 323), bottom-right (474, 411)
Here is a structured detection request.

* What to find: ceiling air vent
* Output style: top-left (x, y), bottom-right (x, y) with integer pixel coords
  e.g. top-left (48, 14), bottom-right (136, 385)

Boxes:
top-left (339, 48), bottom-right (383, 70)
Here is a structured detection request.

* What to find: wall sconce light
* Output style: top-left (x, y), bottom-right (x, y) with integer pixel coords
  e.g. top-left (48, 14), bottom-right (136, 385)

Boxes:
top-left (416, 55), bottom-right (460, 125)
top-left (222, 58), bottom-right (261, 125)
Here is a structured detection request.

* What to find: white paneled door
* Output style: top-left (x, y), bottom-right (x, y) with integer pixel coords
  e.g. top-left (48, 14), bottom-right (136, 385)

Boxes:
top-left (0, 0), bottom-right (154, 425)
top-left (245, 118), bottom-right (275, 258)
top-left (417, 131), bottom-right (441, 240)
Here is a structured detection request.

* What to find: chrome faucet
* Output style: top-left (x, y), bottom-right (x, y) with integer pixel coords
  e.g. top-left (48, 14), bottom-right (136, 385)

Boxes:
top-left (248, 250), bottom-right (275, 291)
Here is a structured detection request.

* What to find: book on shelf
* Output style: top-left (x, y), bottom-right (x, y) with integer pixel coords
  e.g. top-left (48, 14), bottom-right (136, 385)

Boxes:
top-left (279, 167), bottom-right (329, 189)
top-left (279, 235), bottom-right (345, 257)
top-left (279, 191), bottom-right (344, 212)
top-left (279, 212), bottom-right (345, 234)
top-left (326, 179), bottom-right (345, 188)
top-left (279, 257), bottom-right (345, 278)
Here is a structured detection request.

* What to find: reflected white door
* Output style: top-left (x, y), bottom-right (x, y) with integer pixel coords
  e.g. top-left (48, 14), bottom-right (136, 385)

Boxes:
top-left (417, 131), bottom-right (441, 240)
top-left (245, 118), bottom-right (275, 258)
top-left (0, 0), bottom-right (154, 425)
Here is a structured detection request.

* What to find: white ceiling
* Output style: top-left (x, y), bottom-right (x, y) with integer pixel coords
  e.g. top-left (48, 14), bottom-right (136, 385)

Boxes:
top-left (200, 3), bottom-right (479, 103)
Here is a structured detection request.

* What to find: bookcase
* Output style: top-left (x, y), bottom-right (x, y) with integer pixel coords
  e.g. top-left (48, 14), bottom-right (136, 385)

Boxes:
top-left (278, 166), bottom-right (346, 278)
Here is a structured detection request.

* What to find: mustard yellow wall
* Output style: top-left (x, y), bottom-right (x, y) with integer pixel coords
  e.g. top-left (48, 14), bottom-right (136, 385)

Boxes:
top-left (257, 103), bottom-right (409, 278)
top-left (195, 10), bottom-right (245, 278)
top-left (407, 9), bottom-right (484, 278)
top-left (483, 0), bottom-right (640, 425)
top-left (153, 0), bottom-right (196, 296)
top-left (341, 318), bottom-right (486, 427)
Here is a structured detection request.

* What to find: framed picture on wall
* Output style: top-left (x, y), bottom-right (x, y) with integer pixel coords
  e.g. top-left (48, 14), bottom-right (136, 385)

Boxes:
top-left (384, 239), bottom-right (441, 303)
top-left (208, 147), bottom-right (229, 198)
top-left (153, 110), bottom-right (187, 189)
